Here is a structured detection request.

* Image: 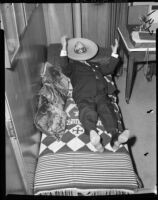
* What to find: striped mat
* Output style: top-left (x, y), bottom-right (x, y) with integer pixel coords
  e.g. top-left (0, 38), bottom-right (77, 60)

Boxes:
top-left (34, 152), bottom-right (141, 195)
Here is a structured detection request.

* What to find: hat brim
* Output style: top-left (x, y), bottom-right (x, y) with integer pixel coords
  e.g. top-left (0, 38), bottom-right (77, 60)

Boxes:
top-left (68, 38), bottom-right (98, 61)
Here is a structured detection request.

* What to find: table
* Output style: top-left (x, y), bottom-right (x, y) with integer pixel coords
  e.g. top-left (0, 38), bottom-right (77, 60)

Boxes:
top-left (117, 26), bottom-right (156, 104)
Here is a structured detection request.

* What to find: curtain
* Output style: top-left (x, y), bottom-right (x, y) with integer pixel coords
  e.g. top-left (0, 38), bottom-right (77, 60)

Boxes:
top-left (106, 2), bottom-right (128, 48)
top-left (81, 3), bottom-right (128, 49)
top-left (81, 3), bottom-right (111, 48)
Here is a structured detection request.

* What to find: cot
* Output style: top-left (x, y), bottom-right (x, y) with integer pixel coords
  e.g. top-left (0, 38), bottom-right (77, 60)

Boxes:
top-left (33, 44), bottom-right (142, 196)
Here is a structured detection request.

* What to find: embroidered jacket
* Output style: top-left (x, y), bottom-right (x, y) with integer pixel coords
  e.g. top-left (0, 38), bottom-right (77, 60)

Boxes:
top-left (60, 56), bottom-right (119, 102)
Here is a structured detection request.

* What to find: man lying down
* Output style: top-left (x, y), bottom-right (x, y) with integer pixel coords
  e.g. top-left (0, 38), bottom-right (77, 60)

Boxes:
top-left (59, 36), bottom-right (130, 153)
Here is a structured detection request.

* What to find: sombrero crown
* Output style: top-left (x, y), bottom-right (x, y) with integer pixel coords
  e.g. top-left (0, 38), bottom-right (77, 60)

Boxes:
top-left (68, 38), bottom-right (98, 61)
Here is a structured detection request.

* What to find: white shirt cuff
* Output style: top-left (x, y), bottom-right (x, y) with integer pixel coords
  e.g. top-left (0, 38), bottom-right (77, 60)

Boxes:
top-left (60, 50), bottom-right (67, 56)
top-left (111, 53), bottom-right (118, 58)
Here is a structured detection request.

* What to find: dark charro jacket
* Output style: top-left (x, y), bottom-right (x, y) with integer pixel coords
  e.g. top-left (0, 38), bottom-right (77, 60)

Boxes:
top-left (60, 55), bottom-right (119, 103)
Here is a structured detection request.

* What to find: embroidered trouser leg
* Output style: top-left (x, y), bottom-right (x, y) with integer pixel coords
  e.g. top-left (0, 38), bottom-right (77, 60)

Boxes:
top-left (77, 94), bottom-right (121, 140)
top-left (77, 98), bottom-right (98, 135)
top-left (96, 94), bottom-right (120, 145)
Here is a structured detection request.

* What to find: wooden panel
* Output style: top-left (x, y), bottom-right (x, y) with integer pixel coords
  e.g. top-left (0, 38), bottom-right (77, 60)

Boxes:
top-left (5, 5), bottom-right (47, 194)
top-left (13, 4), bottom-right (26, 37)
top-left (81, 3), bottom-right (110, 48)
top-left (42, 3), bottom-right (73, 45)
top-left (5, 129), bottom-right (26, 195)
top-left (1, 4), bottom-right (20, 62)
top-left (24, 3), bottom-right (36, 23)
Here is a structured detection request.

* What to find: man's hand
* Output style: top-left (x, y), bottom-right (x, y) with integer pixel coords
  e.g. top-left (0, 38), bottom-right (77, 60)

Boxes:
top-left (111, 39), bottom-right (119, 54)
top-left (61, 35), bottom-right (68, 51)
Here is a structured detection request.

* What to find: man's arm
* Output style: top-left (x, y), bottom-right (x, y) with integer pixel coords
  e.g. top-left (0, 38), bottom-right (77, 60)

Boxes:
top-left (99, 39), bottom-right (119, 75)
top-left (59, 36), bottom-right (72, 77)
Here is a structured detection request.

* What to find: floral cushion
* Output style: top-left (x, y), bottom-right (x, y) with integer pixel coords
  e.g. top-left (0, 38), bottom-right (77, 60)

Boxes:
top-left (34, 62), bottom-right (69, 141)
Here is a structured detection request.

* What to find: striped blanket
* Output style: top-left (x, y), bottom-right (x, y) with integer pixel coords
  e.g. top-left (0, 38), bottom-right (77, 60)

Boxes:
top-left (34, 152), bottom-right (141, 195)
top-left (34, 77), bottom-right (142, 195)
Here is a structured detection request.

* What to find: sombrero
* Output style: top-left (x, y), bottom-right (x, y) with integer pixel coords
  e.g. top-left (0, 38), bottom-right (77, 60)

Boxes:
top-left (67, 38), bottom-right (98, 61)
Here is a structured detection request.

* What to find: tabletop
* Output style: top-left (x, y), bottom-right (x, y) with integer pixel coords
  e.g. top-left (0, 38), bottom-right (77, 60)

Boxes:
top-left (118, 25), bottom-right (156, 52)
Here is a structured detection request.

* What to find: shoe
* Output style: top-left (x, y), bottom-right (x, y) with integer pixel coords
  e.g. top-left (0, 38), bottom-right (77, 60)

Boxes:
top-left (90, 130), bottom-right (104, 153)
top-left (112, 129), bottom-right (130, 151)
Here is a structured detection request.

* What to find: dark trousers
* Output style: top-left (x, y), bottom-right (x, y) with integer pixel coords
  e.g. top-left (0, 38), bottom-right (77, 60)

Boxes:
top-left (77, 94), bottom-right (118, 138)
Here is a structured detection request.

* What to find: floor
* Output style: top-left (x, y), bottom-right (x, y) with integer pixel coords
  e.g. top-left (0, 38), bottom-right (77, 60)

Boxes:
top-left (115, 65), bottom-right (156, 190)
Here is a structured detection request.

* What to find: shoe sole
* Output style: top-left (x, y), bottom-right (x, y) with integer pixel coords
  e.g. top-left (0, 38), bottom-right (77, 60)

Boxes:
top-left (118, 130), bottom-right (130, 144)
top-left (90, 136), bottom-right (104, 153)
top-left (94, 143), bottom-right (104, 152)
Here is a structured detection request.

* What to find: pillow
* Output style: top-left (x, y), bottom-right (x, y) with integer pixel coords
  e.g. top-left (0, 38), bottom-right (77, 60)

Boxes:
top-left (34, 96), bottom-right (67, 141)
top-left (41, 62), bottom-right (69, 98)
top-left (34, 62), bottom-right (70, 141)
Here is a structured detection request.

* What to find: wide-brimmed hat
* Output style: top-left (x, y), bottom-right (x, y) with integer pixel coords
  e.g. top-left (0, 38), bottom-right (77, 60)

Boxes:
top-left (67, 38), bottom-right (98, 61)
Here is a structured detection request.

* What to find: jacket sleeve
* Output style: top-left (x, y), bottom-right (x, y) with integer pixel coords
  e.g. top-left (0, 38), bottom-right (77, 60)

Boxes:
top-left (59, 56), bottom-right (72, 78)
top-left (99, 56), bottom-right (119, 76)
